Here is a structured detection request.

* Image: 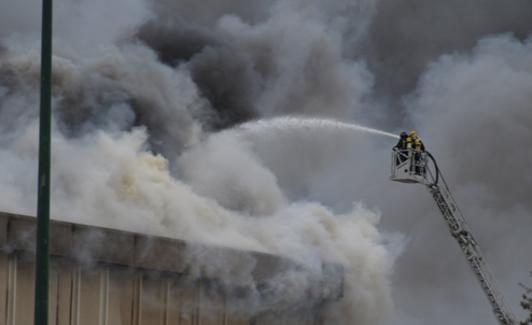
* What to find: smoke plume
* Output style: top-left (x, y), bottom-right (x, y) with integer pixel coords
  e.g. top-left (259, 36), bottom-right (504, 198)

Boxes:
top-left (1, 0), bottom-right (531, 324)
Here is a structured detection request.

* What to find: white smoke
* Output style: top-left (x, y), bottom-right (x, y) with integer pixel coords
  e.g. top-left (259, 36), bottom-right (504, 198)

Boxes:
top-left (177, 133), bottom-right (285, 216)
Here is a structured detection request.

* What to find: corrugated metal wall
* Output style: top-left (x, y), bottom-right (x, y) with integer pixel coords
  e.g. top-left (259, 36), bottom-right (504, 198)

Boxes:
top-left (0, 213), bottom-right (338, 325)
top-left (0, 253), bottom-right (250, 325)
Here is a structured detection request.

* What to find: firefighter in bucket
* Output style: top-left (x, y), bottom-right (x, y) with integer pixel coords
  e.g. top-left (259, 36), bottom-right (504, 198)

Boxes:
top-left (394, 131), bottom-right (425, 176)
top-left (409, 131), bottom-right (425, 175)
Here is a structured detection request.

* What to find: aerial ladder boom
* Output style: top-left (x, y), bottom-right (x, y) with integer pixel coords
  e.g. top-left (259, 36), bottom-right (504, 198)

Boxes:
top-left (391, 148), bottom-right (515, 325)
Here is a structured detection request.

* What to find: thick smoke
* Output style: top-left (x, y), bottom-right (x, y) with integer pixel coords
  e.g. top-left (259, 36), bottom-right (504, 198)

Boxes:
top-left (1, 0), bottom-right (532, 324)
top-left (360, 0), bottom-right (532, 126)
top-left (0, 0), bottom-right (394, 324)
top-left (403, 35), bottom-right (532, 324)
top-left (139, 0), bottom-right (375, 128)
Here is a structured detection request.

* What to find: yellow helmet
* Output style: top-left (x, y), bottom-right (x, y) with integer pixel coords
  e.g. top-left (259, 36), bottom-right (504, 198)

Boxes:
top-left (408, 130), bottom-right (417, 137)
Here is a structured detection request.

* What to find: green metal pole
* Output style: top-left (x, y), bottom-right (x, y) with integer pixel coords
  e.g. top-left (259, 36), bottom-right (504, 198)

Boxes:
top-left (34, 0), bottom-right (52, 324)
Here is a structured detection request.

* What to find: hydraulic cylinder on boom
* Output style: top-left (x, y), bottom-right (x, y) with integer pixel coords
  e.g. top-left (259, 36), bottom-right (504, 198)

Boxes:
top-left (391, 143), bottom-right (515, 325)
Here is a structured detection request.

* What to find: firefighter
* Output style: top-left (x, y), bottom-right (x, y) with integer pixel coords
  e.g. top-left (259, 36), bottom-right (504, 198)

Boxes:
top-left (394, 132), bottom-right (409, 165)
top-left (394, 132), bottom-right (408, 150)
top-left (410, 131), bottom-right (425, 152)
top-left (409, 131), bottom-right (425, 175)
top-left (406, 132), bottom-right (413, 150)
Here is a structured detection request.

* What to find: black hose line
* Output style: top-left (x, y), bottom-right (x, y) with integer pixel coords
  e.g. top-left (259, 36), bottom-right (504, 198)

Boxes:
top-left (425, 151), bottom-right (440, 185)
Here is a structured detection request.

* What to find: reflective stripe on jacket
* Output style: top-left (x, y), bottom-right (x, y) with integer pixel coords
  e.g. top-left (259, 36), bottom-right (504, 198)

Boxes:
top-left (406, 137), bottom-right (413, 149)
top-left (413, 137), bottom-right (424, 151)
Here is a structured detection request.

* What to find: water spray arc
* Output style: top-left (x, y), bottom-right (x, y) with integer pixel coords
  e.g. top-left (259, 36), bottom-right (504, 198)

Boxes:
top-left (233, 116), bottom-right (399, 139)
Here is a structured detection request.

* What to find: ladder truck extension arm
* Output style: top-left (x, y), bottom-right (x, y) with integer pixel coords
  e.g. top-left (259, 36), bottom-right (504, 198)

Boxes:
top-left (391, 147), bottom-right (515, 325)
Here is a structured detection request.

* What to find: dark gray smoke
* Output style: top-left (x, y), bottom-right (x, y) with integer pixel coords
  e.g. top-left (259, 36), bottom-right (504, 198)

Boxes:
top-left (138, 0), bottom-right (375, 129)
top-left (137, 21), bottom-right (260, 130)
top-left (138, 0), bottom-right (532, 129)
top-left (361, 0), bottom-right (532, 120)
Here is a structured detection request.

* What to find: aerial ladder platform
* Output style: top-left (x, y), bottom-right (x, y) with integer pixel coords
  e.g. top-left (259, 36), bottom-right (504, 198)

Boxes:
top-left (391, 147), bottom-right (515, 325)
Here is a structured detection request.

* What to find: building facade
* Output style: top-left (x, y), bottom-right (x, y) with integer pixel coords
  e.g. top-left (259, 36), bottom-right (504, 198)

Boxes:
top-left (0, 213), bottom-right (341, 325)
